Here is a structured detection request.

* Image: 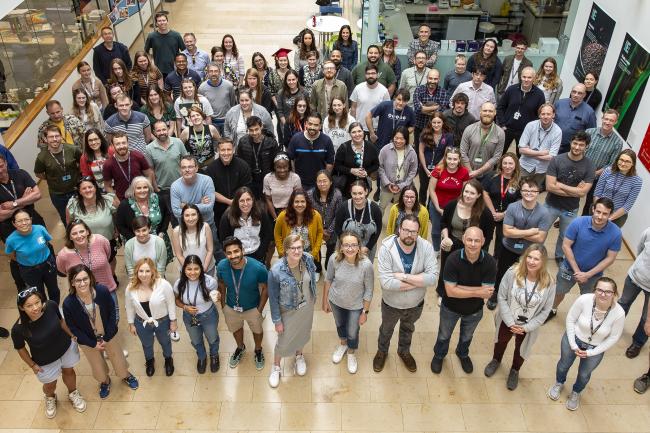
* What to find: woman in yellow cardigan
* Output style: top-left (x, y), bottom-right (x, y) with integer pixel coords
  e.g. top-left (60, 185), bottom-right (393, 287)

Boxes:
top-left (386, 184), bottom-right (429, 237)
top-left (274, 188), bottom-right (324, 263)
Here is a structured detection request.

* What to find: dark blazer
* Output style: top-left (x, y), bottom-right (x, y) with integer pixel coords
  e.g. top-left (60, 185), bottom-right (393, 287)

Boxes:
top-left (218, 205), bottom-right (273, 263)
top-left (440, 199), bottom-right (495, 250)
top-left (496, 55), bottom-right (533, 95)
top-left (333, 140), bottom-right (380, 195)
top-left (62, 284), bottom-right (118, 348)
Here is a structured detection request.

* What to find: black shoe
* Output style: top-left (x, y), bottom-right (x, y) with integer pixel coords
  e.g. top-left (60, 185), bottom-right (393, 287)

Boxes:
top-left (373, 351), bottom-right (387, 372)
top-left (486, 295), bottom-right (497, 311)
top-left (626, 343), bottom-right (642, 359)
top-left (458, 355), bottom-right (473, 374)
top-left (197, 357), bottom-right (207, 374)
top-left (145, 358), bottom-right (155, 377)
top-left (430, 357), bottom-right (443, 374)
top-left (544, 310), bottom-right (557, 324)
top-left (210, 355), bottom-right (220, 373)
top-left (164, 357), bottom-right (174, 376)
top-left (506, 368), bottom-right (519, 390)
top-left (0, 327), bottom-right (9, 339)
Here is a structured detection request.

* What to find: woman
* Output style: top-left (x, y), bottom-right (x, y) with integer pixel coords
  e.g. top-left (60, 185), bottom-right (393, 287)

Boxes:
top-left (386, 184), bottom-right (430, 237)
top-left (594, 149), bottom-right (642, 227)
top-left (116, 176), bottom-right (170, 246)
top-left (140, 85), bottom-right (176, 137)
top-left (482, 152), bottom-right (521, 257)
top-left (263, 152), bottom-right (302, 221)
top-left (123, 216), bottom-right (167, 278)
top-left (103, 84), bottom-right (122, 120)
top-left (171, 204), bottom-right (215, 275)
top-left (173, 255), bottom-right (221, 373)
top-left (294, 29), bottom-right (317, 70)
top-left (277, 70), bottom-right (306, 144)
top-left (333, 122), bottom-right (379, 196)
top-left (583, 71), bottom-right (602, 111)
top-left (283, 95), bottom-right (310, 148)
top-left (222, 34), bottom-right (245, 86)
top-left (267, 234), bottom-right (317, 388)
top-left (323, 98), bottom-right (356, 153)
top-left (467, 39), bottom-right (502, 88)
top-left (274, 188), bottom-right (323, 264)
top-left (174, 78), bottom-right (213, 131)
top-left (108, 58), bottom-right (141, 108)
top-left (211, 47), bottom-right (238, 84)
top-left (378, 126), bottom-right (418, 212)
top-left (72, 61), bottom-right (108, 110)
top-left (5, 210), bottom-right (59, 303)
top-left (334, 180), bottom-right (383, 261)
top-left (547, 277), bottom-right (625, 411)
top-left (272, 48), bottom-right (292, 95)
top-left (298, 50), bottom-right (323, 97)
top-left (125, 258), bottom-right (176, 377)
top-left (534, 57), bottom-right (563, 104)
top-left (70, 89), bottom-right (103, 132)
top-left (62, 265), bottom-right (138, 399)
top-left (219, 187), bottom-right (273, 263)
top-left (418, 112), bottom-right (455, 204)
top-left (333, 24), bottom-right (358, 71)
top-left (309, 170), bottom-right (343, 271)
top-left (381, 39), bottom-right (402, 85)
top-left (244, 67), bottom-right (275, 116)
top-left (428, 147), bottom-right (470, 252)
top-left (131, 51), bottom-right (163, 103)
top-left (322, 231), bottom-right (373, 374)
top-left (252, 52), bottom-right (279, 99)
top-left (484, 244), bottom-right (555, 390)
top-left (12, 288), bottom-right (86, 418)
top-left (79, 129), bottom-right (112, 191)
top-left (179, 106), bottom-right (221, 168)
top-left (224, 89), bottom-right (274, 147)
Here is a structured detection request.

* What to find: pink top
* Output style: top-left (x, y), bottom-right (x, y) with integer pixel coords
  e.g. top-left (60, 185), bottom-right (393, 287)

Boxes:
top-left (56, 234), bottom-right (116, 291)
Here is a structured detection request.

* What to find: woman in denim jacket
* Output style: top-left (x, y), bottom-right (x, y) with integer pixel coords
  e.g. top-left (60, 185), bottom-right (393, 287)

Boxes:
top-left (267, 234), bottom-right (317, 388)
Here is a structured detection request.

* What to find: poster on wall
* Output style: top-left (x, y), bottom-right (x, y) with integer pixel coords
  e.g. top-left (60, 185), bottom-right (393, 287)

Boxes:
top-left (108, 0), bottom-right (147, 25)
top-left (638, 124), bottom-right (650, 173)
top-left (573, 3), bottom-right (616, 82)
top-left (604, 33), bottom-right (650, 140)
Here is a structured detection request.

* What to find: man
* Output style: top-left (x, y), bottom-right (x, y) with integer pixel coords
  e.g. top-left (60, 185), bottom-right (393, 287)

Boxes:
top-left (374, 215), bottom-right (437, 373)
top-left (399, 50), bottom-right (430, 107)
top-left (544, 131), bottom-right (595, 263)
top-left (431, 226), bottom-right (496, 374)
top-left (164, 53), bottom-right (202, 101)
top-left (144, 12), bottom-right (185, 77)
top-left (351, 45), bottom-right (396, 94)
top-left (443, 54), bottom-right (472, 95)
top-left (182, 33), bottom-right (210, 80)
top-left (413, 69), bottom-right (449, 146)
top-left (350, 65), bottom-right (390, 134)
top-left (518, 103), bottom-right (562, 186)
top-left (287, 113), bottom-right (335, 189)
top-left (93, 26), bottom-right (132, 84)
top-left (36, 100), bottom-right (85, 149)
top-left (102, 133), bottom-right (153, 201)
top-left (217, 236), bottom-right (268, 370)
top-left (310, 60), bottom-right (348, 118)
top-left (204, 138), bottom-right (252, 226)
top-left (554, 84), bottom-right (597, 153)
top-left (406, 24), bottom-right (439, 68)
top-left (496, 39), bottom-right (533, 98)
top-left (582, 109), bottom-right (624, 215)
top-left (145, 120), bottom-right (188, 226)
top-left (547, 198), bottom-right (621, 321)
top-left (496, 66), bottom-right (545, 154)
top-left (34, 125), bottom-right (81, 223)
top-left (198, 62), bottom-right (237, 135)
top-left (236, 116), bottom-right (279, 198)
top-left (487, 178), bottom-right (551, 310)
top-left (451, 68), bottom-right (496, 120)
top-left (632, 302), bottom-right (650, 394)
top-left (329, 49), bottom-right (354, 98)
top-left (366, 89), bottom-right (415, 151)
top-left (459, 102), bottom-right (505, 180)
top-left (104, 94), bottom-right (152, 154)
top-left (0, 144), bottom-right (18, 170)
top-left (443, 93), bottom-right (476, 147)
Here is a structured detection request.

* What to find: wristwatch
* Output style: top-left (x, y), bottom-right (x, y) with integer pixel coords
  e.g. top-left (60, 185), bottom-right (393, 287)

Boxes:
top-left (12, 201), bottom-right (17, 208)
top-left (363, 310), bottom-right (369, 315)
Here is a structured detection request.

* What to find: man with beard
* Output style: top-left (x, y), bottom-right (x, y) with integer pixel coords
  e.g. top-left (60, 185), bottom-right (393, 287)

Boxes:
top-left (329, 49), bottom-right (354, 98)
top-left (236, 116), bottom-right (279, 198)
top-left (351, 45), bottom-right (396, 94)
top-left (460, 102), bottom-right (505, 180)
top-left (451, 68), bottom-right (496, 120)
top-left (399, 51), bottom-right (430, 108)
top-left (310, 60), bottom-right (348, 118)
top-left (351, 65), bottom-right (390, 135)
top-left (217, 236), bottom-right (269, 370)
top-left (36, 100), bottom-right (85, 150)
top-left (443, 93), bottom-right (476, 146)
top-left (413, 69), bottom-right (449, 147)
top-left (287, 113), bottom-right (335, 189)
top-left (199, 62), bottom-right (237, 135)
top-left (164, 53), bottom-right (202, 101)
top-left (182, 33), bottom-right (210, 80)
top-left (374, 215), bottom-right (438, 373)
top-left (102, 133), bottom-right (153, 200)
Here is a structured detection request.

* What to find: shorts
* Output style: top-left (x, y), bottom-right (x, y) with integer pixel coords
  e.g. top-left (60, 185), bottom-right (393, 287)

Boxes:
top-left (36, 340), bottom-right (80, 384)
top-left (555, 264), bottom-right (600, 296)
top-left (223, 305), bottom-right (263, 334)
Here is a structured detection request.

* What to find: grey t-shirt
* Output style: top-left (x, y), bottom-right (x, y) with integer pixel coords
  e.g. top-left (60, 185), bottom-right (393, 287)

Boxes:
top-left (502, 201), bottom-right (552, 253)
top-left (198, 79), bottom-right (237, 119)
top-left (325, 257), bottom-right (374, 310)
top-left (545, 154), bottom-right (595, 211)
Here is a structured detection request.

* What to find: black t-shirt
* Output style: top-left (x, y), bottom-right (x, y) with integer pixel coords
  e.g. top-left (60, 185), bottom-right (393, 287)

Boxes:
top-left (546, 154), bottom-right (595, 211)
top-left (11, 300), bottom-right (71, 366)
top-left (481, 173), bottom-right (521, 213)
top-left (0, 169), bottom-right (44, 240)
top-left (442, 248), bottom-right (497, 315)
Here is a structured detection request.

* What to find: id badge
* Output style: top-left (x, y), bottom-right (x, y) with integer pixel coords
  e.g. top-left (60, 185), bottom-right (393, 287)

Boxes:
top-left (513, 111), bottom-right (521, 120)
top-left (473, 157), bottom-right (483, 164)
top-left (297, 301), bottom-right (307, 309)
top-left (62, 174), bottom-right (71, 182)
top-left (513, 242), bottom-right (524, 250)
top-left (560, 267), bottom-right (573, 281)
top-left (233, 306), bottom-right (244, 313)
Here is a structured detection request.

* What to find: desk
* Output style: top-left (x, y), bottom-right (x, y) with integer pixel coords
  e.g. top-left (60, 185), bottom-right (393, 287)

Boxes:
top-left (306, 16), bottom-right (350, 57)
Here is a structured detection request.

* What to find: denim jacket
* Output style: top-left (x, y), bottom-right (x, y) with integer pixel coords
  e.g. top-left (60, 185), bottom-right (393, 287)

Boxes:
top-left (268, 253), bottom-right (317, 323)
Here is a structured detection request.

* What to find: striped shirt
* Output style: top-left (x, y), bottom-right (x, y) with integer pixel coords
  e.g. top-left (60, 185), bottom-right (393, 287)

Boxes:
top-left (585, 128), bottom-right (624, 170)
top-left (594, 167), bottom-right (642, 213)
top-left (104, 111), bottom-right (151, 154)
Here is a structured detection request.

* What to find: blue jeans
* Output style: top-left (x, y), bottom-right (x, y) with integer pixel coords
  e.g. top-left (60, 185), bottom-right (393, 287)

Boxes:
top-left (110, 291), bottom-right (120, 324)
top-left (428, 201), bottom-right (442, 252)
top-left (433, 303), bottom-right (483, 359)
top-left (134, 316), bottom-right (172, 360)
top-left (544, 203), bottom-right (578, 259)
top-left (208, 220), bottom-right (226, 263)
top-left (556, 333), bottom-right (604, 393)
top-left (50, 191), bottom-right (75, 225)
top-left (555, 263), bottom-right (600, 296)
top-left (212, 118), bottom-right (225, 136)
top-left (329, 301), bottom-right (362, 350)
top-left (618, 276), bottom-right (650, 347)
top-left (182, 304), bottom-right (219, 359)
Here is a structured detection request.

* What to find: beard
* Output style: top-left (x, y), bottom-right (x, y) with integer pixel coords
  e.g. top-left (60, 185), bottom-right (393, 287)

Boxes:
top-left (366, 77), bottom-right (377, 85)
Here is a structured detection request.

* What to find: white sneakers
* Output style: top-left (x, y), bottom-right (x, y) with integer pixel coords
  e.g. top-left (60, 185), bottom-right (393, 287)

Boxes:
top-left (170, 331), bottom-right (180, 342)
top-left (68, 389), bottom-right (87, 413)
top-left (332, 345), bottom-right (357, 374)
top-left (268, 365), bottom-right (281, 388)
top-left (295, 354), bottom-right (307, 376)
top-left (347, 353), bottom-right (358, 374)
top-left (45, 395), bottom-right (57, 419)
top-left (332, 344), bottom-right (348, 364)
top-left (269, 354), bottom-right (308, 388)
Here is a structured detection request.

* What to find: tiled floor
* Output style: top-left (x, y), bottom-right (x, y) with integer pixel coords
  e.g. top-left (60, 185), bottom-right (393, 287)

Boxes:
top-left (1, 0), bottom-right (650, 431)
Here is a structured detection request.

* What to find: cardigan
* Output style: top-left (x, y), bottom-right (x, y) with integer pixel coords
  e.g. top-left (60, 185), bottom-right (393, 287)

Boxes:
top-left (62, 284), bottom-right (118, 348)
top-left (333, 140), bottom-right (380, 194)
top-left (378, 143), bottom-right (418, 190)
top-left (386, 203), bottom-right (430, 237)
top-left (223, 103), bottom-right (274, 146)
top-left (218, 206), bottom-right (274, 262)
top-left (566, 294), bottom-right (625, 357)
top-left (125, 278), bottom-right (176, 326)
top-left (124, 235), bottom-right (167, 277)
top-left (274, 209), bottom-right (323, 261)
top-left (440, 199), bottom-right (495, 249)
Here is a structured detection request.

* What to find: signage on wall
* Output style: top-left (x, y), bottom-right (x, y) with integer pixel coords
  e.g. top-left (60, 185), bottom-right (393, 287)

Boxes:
top-left (638, 124), bottom-right (650, 173)
top-left (604, 33), bottom-right (650, 140)
top-left (108, 0), bottom-right (148, 25)
top-left (573, 3), bottom-right (616, 83)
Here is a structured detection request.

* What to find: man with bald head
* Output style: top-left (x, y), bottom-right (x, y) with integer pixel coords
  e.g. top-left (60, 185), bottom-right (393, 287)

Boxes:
top-left (413, 68), bottom-right (449, 147)
top-left (431, 226), bottom-right (497, 375)
top-left (460, 102), bottom-right (505, 180)
top-left (554, 83), bottom-right (597, 153)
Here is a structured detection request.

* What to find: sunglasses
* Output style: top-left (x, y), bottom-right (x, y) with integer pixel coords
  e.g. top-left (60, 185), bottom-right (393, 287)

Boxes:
top-left (18, 287), bottom-right (39, 299)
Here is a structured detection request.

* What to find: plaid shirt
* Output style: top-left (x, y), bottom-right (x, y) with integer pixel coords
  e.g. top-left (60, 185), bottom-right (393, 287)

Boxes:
top-left (406, 39), bottom-right (440, 68)
top-left (585, 127), bottom-right (625, 171)
top-left (413, 85), bottom-right (449, 129)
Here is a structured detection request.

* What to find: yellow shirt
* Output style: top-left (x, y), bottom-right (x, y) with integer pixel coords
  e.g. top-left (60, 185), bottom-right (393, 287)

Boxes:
top-left (53, 120), bottom-right (74, 145)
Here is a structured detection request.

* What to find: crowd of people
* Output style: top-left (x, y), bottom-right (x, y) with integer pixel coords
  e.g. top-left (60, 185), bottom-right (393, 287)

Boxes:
top-left (1, 13), bottom-right (649, 421)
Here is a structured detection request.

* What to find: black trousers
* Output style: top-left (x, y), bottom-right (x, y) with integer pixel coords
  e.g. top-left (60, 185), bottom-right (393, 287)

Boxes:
top-left (495, 247), bottom-right (522, 294)
top-left (503, 128), bottom-right (523, 156)
top-left (581, 175), bottom-right (599, 216)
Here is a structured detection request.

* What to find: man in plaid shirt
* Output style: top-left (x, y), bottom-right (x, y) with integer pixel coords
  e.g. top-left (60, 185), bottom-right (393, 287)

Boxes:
top-left (406, 24), bottom-right (440, 68)
top-left (413, 69), bottom-right (449, 146)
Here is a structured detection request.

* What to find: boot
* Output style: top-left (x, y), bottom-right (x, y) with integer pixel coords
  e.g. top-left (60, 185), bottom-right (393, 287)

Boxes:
top-left (164, 357), bottom-right (174, 376)
top-left (145, 358), bottom-right (155, 377)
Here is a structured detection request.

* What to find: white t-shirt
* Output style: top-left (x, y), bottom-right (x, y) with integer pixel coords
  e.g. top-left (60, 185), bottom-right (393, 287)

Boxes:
top-left (509, 58), bottom-right (522, 87)
top-left (173, 274), bottom-right (218, 314)
top-left (350, 82), bottom-right (390, 131)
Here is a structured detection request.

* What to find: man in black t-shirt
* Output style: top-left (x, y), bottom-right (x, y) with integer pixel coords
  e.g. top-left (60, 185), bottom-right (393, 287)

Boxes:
top-left (287, 113), bottom-right (334, 189)
top-left (431, 227), bottom-right (496, 375)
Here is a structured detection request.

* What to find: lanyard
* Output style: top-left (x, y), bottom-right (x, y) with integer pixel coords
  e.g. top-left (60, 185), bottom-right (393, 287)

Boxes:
top-left (229, 258), bottom-right (247, 307)
top-left (589, 300), bottom-right (611, 342)
top-left (609, 172), bottom-right (625, 198)
top-left (192, 126), bottom-right (206, 152)
top-left (477, 123), bottom-right (494, 159)
top-left (77, 292), bottom-right (99, 336)
top-left (391, 108), bottom-right (402, 130)
top-left (140, 71), bottom-right (150, 88)
top-left (414, 69), bottom-right (426, 87)
top-left (522, 279), bottom-right (538, 313)
top-left (80, 79), bottom-right (96, 99)
top-left (520, 203), bottom-right (536, 228)
top-left (349, 199), bottom-right (366, 223)
top-left (499, 175), bottom-right (508, 201)
top-left (0, 179), bottom-right (17, 200)
top-left (114, 153), bottom-right (132, 183)
top-left (536, 125), bottom-right (551, 149)
top-left (251, 141), bottom-right (262, 171)
top-left (290, 259), bottom-right (305, 302)
top-left (74, 245), bottom-right (93, 270)
top-left (49, 147), bottom-right (67, 174)
top-left (184, 280), bottom-right (201, 307)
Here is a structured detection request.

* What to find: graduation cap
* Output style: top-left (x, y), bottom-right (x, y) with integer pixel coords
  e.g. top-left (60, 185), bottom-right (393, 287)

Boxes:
top-left (272, 48), bottom-right (292, 58)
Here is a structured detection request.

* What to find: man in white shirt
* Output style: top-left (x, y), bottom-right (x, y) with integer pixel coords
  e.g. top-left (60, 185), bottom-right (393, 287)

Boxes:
top-left (451, 68), bottom-right (496, 120)
top-left (350, 64), bottom-right (390, 134)
top-left (518, 103), bottom-right (562, 187)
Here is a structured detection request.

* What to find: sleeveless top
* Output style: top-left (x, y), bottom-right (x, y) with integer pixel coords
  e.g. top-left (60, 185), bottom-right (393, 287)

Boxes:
top-left (186, 125), bottom-right (215, 166)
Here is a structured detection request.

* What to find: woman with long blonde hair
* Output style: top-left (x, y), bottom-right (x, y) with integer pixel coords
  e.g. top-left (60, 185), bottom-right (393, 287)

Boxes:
top-left (535, 57), bottom-right (563, 104)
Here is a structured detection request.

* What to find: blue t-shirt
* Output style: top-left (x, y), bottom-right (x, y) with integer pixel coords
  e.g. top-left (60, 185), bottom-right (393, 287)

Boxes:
top-left (5, 224), bottom-right (52, 266)
top-left (563, 216), bottom-right (622, 274)
top-left (394, 238), bottom-right (416, 274)
top-left (371, 101), bottom-right (415, 149)
top-left (217, 257), bottom-right (268, 311)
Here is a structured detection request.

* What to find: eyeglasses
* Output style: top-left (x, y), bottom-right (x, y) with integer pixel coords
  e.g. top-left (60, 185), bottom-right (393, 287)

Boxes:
top-left (342, 243), bottom-right (359, 249)
top-left (74, 276), bottom-right (90, 284)
top-left (521, 189), bottom-right (539, 194)
top-left (595, 288), bottom-right (615, 296)
top-left (400, 228), bottom-right (418, 236)
top-left (287, 246), bottom-right (303, 252)
top-left (18, 287), bottom-right (38, 299)
top-left (618, 159), bottom-right (633, 164)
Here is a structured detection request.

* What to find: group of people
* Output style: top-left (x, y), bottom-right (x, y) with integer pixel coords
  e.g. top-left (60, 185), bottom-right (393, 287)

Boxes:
top-left (1, 13), bottom-right (649, 422)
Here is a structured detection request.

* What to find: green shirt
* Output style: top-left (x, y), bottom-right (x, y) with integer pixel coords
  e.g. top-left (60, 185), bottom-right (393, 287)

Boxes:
top-left (144, 137), bottom-right (188, 189)
top-left (217, 257), bottom-right (268, 311)
top-left (34, 144), bottom-right (82, 194)
top-left (351, 60), bottom-right (396, 88)
top-left (585, 127), bottom-right (624, 171)
top-left (144, 30), bottom-right (185, 74)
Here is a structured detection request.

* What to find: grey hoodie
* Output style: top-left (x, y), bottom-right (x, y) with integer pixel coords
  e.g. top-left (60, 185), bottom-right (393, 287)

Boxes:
top-left (629, 227), bottom-right (650, 291)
